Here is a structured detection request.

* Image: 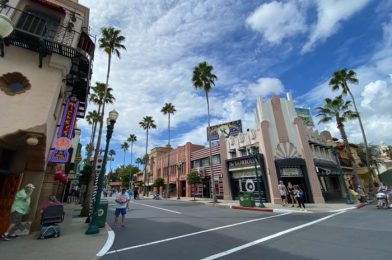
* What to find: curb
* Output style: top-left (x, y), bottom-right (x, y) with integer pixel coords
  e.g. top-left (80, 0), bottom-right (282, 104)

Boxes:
top-left (231, 205), bottom-right (273, 212)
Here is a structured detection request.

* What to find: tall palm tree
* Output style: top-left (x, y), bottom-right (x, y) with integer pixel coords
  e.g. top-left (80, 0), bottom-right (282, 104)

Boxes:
top-left (192, 61), bottom-right (218, 203)
top-left (127, 134), bottom-right (137, 166)
top-left (161, 102), bottom-right (176, 198)
top-left (82, 27), bottom-right (125, 217)
top-left (135, 157), bottom-right (143, 169)
top-left (86, 83), bottom-right (115, 164)
top-left (329, 69), bottom-right (373, 192)
top-left (85, 110), bottom-right (99, 160)
top-left (316, 95), bottom-right (360, 188)
top-left (139, 116), bottom-right (157, 195)
top-left (120, 142), bottom-right (129, 166)
top-left (108, 149), bottom-right (116, 172)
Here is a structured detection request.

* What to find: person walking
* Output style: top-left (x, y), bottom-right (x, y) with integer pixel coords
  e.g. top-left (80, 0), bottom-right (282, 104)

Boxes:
top-left (114, 188), bottom-right (130, 227)
top-left (1, 184), bottom-right (35, 241)
top-left (294, 185), bottom-right (306, 210)
top-left (287, 182), bottom-right (297, 207)
top-left (278, 181), bottom-right (288, 206)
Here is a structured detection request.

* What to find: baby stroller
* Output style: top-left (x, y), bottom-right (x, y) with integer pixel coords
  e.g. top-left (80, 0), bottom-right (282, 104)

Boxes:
top-left (38, 204), bottom-right (65, 239)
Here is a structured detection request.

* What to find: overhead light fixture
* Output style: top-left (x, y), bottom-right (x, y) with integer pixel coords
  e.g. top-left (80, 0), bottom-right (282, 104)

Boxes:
top-left (26, 135), bottom-right (40, 146)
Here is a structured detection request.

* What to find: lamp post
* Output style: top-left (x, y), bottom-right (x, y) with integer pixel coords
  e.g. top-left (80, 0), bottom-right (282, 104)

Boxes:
top-left (328, 140), bottom-right (352, 204)
top-left (0, 1), bottom-right (15, 57)
top-left (249, 147), bottom-right (265, 208)
top-left (86, 109), bottom-right (118, 235)
top-left (176, 161), bottom-right (182, 200)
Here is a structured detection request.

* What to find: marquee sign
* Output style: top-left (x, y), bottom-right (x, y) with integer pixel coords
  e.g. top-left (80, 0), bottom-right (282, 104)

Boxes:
top-left (49, 97), bottom-right (79, 163)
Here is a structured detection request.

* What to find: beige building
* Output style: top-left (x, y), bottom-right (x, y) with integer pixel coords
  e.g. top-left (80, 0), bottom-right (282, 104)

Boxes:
top-left (0, 0), bottom-right (94, 232)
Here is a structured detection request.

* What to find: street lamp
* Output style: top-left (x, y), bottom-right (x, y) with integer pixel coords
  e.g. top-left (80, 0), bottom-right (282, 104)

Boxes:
top-left (0, 1), bottom-right (14, 57)
top-left (248, 147), bottom-right (265, 208)
top-left (86, 109), bottom-right (119, 235)
top-left (327, 140), bottom-right (353, 204)
top-left (176, 161), bottom-right (182, 200)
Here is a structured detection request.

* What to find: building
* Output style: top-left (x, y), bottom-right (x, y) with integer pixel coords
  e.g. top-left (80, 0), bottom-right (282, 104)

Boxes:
top-left (224, 93), bottom-right (325, 204)
top-left (0, 0), bottom-right (94, 233)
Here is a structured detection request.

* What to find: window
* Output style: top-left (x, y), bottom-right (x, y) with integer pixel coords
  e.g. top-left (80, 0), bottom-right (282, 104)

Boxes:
top-left (192, 160), bottom-right (200, 169)
top-left (212, 155), bottom-right (220, 166)
top-left (240, 150), bottom-right (247, 157)
top-left (0, 72), bottom-right (31, 95)
top-left (17, 8), bottom-right (60, 39)
top-left (202, 158), bottom-right (210, 167)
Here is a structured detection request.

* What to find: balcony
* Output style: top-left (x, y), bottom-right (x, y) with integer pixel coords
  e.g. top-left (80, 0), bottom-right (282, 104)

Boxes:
top-left (0, 3), bottom-right (95, 118)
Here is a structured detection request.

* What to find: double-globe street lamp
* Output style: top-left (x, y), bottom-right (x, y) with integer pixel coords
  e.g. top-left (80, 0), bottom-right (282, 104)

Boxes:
top-left (0, 1), bottom-right (15, 57)
top-left (248, 146), bottom-right (265, 208)
top-left (327, 140), bottom-right (353, 204)
top-left (86, 109), bottom-right (119, 235)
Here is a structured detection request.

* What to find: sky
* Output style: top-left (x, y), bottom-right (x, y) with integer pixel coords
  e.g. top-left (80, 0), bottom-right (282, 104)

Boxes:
top-left (77, 0), bottom-right (392, 171)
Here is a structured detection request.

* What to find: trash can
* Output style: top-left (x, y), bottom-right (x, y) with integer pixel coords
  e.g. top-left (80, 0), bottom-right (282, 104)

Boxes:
top-left (239, 192), bottom-right (255, 207)
top-left (96, 199), bottom-right (108, 228)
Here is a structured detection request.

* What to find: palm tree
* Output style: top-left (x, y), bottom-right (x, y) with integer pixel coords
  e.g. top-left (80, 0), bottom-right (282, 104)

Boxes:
top-left (127, 134), bottom-right (137, 166)
top-left (82, 27), bottom-right (125, 217)
top-left (316, 95), bottom-right (360, 188)
top-left (120, 142), bottom-right (129, 166)
top-left (192, 61), bottom-right (218, 203)
top-left (85, 110), bottom-right (99, 160)
top-left (161, 102), bottom-right (176, 198)
top-left (108, 149), bottom-right (116, 172)
top-left (329, 69), bottom-right (373, 192)
top-left (135, 157), bottom-right (143, 169)
top-left (139, 116), bottom-right (157, 195)
top-left (86, 83), bottom-right (115, 164)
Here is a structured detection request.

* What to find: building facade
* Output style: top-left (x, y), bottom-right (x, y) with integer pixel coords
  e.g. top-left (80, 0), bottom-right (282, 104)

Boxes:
top-left (0, 0), bottom-right (94, 232)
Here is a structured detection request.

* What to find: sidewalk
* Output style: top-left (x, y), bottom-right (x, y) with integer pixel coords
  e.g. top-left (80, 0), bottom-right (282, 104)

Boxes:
top-left (166, 196), bottom-right (371, 213)
top-left (0, 203), bottom-right (108, 260)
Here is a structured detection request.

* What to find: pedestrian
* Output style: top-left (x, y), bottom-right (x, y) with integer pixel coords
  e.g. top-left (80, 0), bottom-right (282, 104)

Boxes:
top-left (1, 183), bottom-right (35, 241)
top-left (356, 185), bottom-right (367, 203)
top-left (287, 182), bottom-right (297, 207)
top-left (278, 181), bottom-right (288, 206)
top-left (133, 188), bottom-right (138, 200)
top-left (294, 185), bottom-right (306, 210)
top-left (114, 188), bottom-right (130, 227)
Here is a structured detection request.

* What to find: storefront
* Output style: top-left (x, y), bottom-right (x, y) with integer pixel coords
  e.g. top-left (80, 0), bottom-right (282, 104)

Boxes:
top-left (314, 159), bottom-right (345, 201)
top-left (227, 154), bottom-right (270, 202)
top-left (275, 158), bottom-right (313, 203)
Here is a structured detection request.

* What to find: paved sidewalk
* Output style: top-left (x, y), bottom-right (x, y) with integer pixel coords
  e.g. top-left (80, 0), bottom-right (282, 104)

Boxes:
top-left (165, 196), bottom-right (371, 213)
top-left (0, 203), bottom-right (108, 260)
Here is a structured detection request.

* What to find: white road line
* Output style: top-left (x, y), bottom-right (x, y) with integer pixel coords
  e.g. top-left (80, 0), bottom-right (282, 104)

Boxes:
top-left (328, 206), bottom-right (356, 213)
top-left (200, 210), bottom-right (347, 260)
top-left (96, 228), bottom-right (115, 257)
top-left (130, 201), bottom-right (182, 214)
top-left (106, 212), bottom-right (290, 255)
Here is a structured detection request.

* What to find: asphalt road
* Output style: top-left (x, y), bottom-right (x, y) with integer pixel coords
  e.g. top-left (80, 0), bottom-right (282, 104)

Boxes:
top-left (102, 199), bottom-right (392, 260)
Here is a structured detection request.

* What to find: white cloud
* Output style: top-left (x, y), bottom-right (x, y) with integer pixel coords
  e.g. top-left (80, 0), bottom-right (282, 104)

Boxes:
top-left (246, 1), bottom-right (307, 44)
top-left (302, 0), bottom-right (371, 53)
top-left (248, 77), bottom-right (285, 97)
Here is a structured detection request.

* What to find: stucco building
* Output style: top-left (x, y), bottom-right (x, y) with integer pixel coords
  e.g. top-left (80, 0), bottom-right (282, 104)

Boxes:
top-left (0, 0), bottom-right (94, 232)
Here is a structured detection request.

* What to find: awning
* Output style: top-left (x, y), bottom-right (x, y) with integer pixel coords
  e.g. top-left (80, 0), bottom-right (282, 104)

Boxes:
top-left (30, 0), bottom-right (66, 14)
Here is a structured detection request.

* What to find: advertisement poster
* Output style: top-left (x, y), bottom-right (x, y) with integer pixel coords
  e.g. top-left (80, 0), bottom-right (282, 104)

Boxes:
top-left (207, 120), bottom-right (242, 141)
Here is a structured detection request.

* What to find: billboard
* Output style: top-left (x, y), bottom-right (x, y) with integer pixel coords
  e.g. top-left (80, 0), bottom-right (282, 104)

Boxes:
top-left (207, 120), bottom-right (242, 141)
top-left (295, 107), bottom-right (314, 127)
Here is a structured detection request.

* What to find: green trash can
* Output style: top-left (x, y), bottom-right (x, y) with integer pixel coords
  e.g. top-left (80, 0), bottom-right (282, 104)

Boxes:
top-left (239, 192), bottom-right (255, 207)
top-left (96, 199), bottom-right (108, 228)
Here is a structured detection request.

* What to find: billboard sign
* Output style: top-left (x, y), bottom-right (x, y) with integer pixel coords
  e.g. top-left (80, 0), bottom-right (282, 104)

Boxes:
top-left (295, 107), bottom-right (314, 127)
top-left (207, 120), bottom-right (242, 141)
top-left (49, 96), bottom-right (79, 163)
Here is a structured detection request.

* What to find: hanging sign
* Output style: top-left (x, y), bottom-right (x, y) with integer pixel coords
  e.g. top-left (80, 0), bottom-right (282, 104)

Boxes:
top-left (49, 97), bottom-right (79, 163)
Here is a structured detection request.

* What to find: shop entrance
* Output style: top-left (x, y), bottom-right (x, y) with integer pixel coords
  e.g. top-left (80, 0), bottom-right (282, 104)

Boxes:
top-left (0, 172), bottom-right (23, 233)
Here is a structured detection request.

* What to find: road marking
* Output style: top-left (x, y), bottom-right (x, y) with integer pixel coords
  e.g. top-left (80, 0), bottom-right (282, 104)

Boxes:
top-left (200, 210), bottom-right (347, 260)
top-left (106, 212), bottom-right (290, 255)
top-left (328, 206), bottom-right (356, 213)
top-left (130, 201), bottom-right (183, 214)
top-left (96, 224), bottom-right (115, 257)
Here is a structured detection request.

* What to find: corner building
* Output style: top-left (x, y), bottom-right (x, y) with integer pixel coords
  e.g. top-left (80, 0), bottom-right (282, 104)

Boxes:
top-left (0, 0), bottom-right (94, 232)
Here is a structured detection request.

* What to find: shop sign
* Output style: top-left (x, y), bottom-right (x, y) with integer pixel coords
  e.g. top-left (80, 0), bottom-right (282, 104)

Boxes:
top-left (207, 120), bottom-right (242, 141)
top-left (228, 158), bottom-right (255, 170)
top-left (49, 97), bottom-right (79, 163)
top-left (281, 167), bottom-right (303, 177)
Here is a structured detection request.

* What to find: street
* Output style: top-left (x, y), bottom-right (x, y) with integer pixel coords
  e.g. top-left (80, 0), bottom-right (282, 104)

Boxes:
top-left (102, 199), bottom-right (392, 260)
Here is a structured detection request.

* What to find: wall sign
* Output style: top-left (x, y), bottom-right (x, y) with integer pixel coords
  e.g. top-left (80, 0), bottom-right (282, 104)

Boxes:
top-left (280, 167), bottom-right (303, 177)
top-left (49, 97), bottom-right (79, 163)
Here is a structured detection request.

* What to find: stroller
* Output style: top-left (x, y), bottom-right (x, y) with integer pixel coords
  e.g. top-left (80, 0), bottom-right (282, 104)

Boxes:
top-left (38, 204), bottom-right (65, 239)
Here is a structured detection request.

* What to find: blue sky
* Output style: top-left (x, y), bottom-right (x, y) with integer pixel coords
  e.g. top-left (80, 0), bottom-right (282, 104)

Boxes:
top-left (78, 0), bottom-right (392, 170)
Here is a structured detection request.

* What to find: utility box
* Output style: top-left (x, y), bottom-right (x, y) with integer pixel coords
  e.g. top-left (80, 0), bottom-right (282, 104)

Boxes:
top-left (239, 192), bottom-right (255, 207)
top-left (96, 199), bottom-right (108, 228)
